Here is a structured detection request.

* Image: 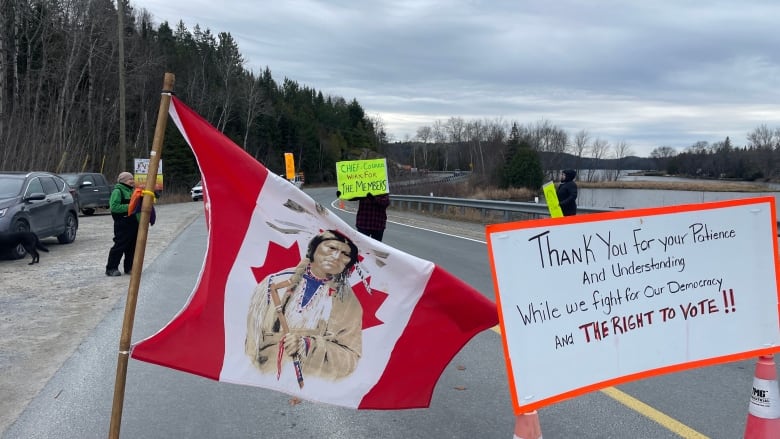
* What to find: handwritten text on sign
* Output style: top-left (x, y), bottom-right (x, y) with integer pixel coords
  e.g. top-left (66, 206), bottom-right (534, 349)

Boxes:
top-left (486, 198), bottom-right (780, 413)
top-left (336, 159), bottom-right (389, 199)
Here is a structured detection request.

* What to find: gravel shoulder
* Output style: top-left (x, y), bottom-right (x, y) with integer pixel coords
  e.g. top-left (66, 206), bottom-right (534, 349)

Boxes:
top-left (0, 202), bottom-right (204, 434)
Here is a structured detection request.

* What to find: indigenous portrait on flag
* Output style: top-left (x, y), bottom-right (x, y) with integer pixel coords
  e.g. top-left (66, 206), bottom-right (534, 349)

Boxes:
top-left (218, 182), bottom-right (403, 401)
top-left (245, 229), bottom-right (363, 383)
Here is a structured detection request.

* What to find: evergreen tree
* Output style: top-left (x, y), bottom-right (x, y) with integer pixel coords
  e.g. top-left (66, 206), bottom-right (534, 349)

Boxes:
top-left (501, 124), bottom-right (543, 190)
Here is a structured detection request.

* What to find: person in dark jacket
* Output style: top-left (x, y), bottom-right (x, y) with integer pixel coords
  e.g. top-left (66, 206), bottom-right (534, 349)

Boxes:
top-left (354, 192), bottom-right (390, 241)
top-left (557, 169), bottom-right (578, 216)
top-left (338, 191), bottom-right (391, 241)
top-left (105, 172), bottom-right (138, 276)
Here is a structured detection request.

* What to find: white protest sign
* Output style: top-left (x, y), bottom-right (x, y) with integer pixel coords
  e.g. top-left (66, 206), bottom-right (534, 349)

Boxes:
top-left (133, 158), bottom-right (163, 174)
top-left (486, 197), bottom-right (780, 413)
top-left (133, 158), bottom-right (164, 190)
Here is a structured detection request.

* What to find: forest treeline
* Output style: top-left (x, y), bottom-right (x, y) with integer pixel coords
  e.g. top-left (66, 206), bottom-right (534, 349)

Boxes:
top-left (0, 0), bottom-right (382, 192)
top-left (386, 121), bottom-right (780, 185)
top-left (2, 0), bottom-right (780, 194)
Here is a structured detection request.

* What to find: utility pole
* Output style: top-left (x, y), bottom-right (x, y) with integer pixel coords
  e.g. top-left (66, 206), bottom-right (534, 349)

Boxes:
top-left (116, 0), bottom-right (127, 171)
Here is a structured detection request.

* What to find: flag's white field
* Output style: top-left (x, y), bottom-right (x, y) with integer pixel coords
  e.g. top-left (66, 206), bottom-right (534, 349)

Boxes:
top-left (487, 198), bottom-right (780, 412)
top-left (219, 173), bottom-right (434, 404)
top-left (131, 96), bottom-right (497, 410)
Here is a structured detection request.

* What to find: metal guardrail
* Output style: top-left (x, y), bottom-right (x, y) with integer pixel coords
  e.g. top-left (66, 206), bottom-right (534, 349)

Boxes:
top-left (388, 194), bottom-right (614, 222)
top-left (389, 195), bottom-right (780, 236)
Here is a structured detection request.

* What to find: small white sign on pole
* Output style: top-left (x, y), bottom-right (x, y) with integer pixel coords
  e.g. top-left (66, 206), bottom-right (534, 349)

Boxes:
top-left (133, 158), bottom-right (162, 175)
top-left (133, 158), bottom-right (163, 190)
top-left (487, 197), bottom-right (780, 413)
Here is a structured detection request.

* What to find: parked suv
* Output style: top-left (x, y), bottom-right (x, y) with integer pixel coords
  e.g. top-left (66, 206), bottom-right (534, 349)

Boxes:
top-left (61, 172), bottom-right (112, 215)
top-left (0, 171), bottom-right (79, 258)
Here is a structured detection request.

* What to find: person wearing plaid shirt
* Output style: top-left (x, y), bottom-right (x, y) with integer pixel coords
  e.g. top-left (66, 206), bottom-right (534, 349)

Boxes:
top-left (354, 192), bottom-right (390, 241)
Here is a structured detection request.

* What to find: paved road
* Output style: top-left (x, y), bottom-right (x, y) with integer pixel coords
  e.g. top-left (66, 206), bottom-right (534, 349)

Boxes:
top-left (2, 187), bottom-right (774, 438)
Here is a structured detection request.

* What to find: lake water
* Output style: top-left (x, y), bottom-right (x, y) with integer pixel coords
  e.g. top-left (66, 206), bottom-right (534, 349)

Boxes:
top-left (580, 187), bottom-right (779, 210)
top-left (582, 173), bottom-right (780, 215)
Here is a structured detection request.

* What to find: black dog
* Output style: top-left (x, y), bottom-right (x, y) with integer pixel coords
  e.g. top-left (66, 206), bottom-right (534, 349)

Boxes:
top-left (0, 231), bottom-right (49, 264)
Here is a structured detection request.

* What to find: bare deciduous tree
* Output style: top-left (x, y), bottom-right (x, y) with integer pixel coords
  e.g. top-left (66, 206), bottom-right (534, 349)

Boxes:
top-left (610, 140), bottom-right (633, 181)
top-left (464, 120), bottom-right (485, 174)
top-left (747, 124), bottom-right (778, 150)
top-left (587, 138), bottom-right (610, 182)
top-left (746, 125), bottom-right (779, 178)
top-left (241, 71), bottom-right (270, 150)
top-left (432, 119), bottom-right (447, 170)
top-left (572, 129), bottom-right (590, 175)
top-left (528, 119), bottom-right (568, 179)
top-left (650, 146), bottom-right (677, 170)
top-left (445, 116), bottom-right (465, 170)
top-left (415, 125), bottom-right (432, 169)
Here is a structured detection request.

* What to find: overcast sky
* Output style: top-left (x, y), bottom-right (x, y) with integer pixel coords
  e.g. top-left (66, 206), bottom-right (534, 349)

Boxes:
top-left (131, 0), bottom-right (780, 157)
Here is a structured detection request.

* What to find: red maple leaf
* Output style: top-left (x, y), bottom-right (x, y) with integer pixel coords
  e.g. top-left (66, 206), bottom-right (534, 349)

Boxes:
top-left (250, 241), bottom-right (302, 282)
top-left (351, 277), bottom-right (388, 330)
top-left (250, 240), bottom-right (387, 330)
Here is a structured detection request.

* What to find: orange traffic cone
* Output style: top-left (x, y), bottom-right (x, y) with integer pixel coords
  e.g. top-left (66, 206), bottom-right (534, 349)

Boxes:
top-left (339, 199), bottom-right (345, 209)
top-left (744, 355), bottom-right (780, 438)
top-left (513, 411), bottom-right (542, 439)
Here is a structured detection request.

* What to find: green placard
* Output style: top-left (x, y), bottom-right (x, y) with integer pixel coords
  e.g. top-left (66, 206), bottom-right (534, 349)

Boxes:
top-left (336, 159), bottom-right (389, 198)
top-left (542, 181), bottom-right (563, 218)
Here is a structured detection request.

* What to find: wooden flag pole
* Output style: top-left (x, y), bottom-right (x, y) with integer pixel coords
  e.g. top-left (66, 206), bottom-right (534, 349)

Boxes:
top-left (108, 72), bottom-right (175, 439)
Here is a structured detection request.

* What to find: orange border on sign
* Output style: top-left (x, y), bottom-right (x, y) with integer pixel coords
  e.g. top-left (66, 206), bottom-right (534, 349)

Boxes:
top-left (485, 196), bottom-right (780, 414)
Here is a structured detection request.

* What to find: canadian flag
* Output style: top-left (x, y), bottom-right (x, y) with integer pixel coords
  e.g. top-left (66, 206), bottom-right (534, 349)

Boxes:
top-left (131, 96), bottom-right (498, 409)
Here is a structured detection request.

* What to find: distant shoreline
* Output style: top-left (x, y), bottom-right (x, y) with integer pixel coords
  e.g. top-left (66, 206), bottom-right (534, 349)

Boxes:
top-left (580, 179), bottom-right (778, 193)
